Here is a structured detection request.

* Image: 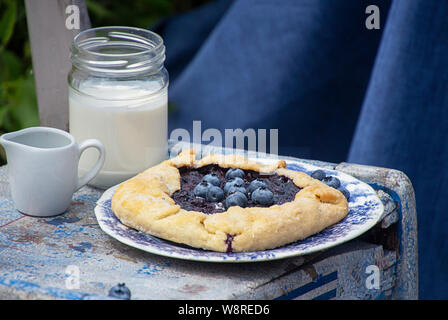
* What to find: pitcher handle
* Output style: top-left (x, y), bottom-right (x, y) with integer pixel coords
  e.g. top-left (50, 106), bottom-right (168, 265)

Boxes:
top-left (76, 139), bottom-right (105, 191)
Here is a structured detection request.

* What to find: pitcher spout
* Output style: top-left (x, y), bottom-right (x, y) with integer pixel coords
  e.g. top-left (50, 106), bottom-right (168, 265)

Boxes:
top-left (0, 131), bottom-right (21, 152)
top-left (0, 127), bottom-right (75, 155)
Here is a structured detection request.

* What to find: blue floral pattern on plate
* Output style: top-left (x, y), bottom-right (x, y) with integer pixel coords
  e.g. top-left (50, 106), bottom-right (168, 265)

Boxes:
top-left (94, 159), bottom-right (384, 262)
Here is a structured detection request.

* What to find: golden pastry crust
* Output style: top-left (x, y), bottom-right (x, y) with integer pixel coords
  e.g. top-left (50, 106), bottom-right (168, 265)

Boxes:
top-left (111, 149), bottom-right (349, 252)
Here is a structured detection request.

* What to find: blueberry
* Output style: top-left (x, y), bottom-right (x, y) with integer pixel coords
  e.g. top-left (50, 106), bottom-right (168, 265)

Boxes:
top-left (223, 177), bottom-right (244, 194)
top-left (251, 186), bottom-right (274, 206)
top-left (226, 185), bottom-right (246, 195)
top-left (338, 187), bottom-right (350, 200)
top-left (194, 181), bottom-right (210, 198)
top-left (201, 173), bottom-right (220, 186)
top-left (311, 169), bottom-right (326, 181)
top-left (225, 168), bottom-right (244, 180)
top-left (248, 179), bottom-right (267, 193)
top-left (225, 191), bottom-right (248, 208)
top-left (206, 185), bottom-right (225, 202)
top-left (108, 283), bottom-right (131, 300)
top-left (322, 176), bottom-right (341, 189)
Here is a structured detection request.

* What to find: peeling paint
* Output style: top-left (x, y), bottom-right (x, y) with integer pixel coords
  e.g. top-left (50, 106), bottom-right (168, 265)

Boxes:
top-left (178, 284), bottom-right (209, 295)
top-left (68, 242), bottom-right (92, 253)
top-left (46, 216), bottom-right (81, 226)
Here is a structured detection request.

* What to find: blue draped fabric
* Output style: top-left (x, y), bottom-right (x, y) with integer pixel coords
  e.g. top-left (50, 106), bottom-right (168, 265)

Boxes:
top-left (151, 0), bottom-right (448, 299)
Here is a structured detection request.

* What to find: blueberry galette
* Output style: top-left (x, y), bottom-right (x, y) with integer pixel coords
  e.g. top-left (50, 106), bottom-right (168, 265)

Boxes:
top-left (111, 149), bottom-right (349, 252)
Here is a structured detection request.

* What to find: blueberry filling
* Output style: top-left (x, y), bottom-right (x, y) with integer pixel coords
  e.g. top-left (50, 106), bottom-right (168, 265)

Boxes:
top-left (322, 176), bottom-right (341, 189)
top-left (193, 180), bottom-right (210, 198)
top-left (225, 185), bottom-right (247, 196)
top-left (248, 179), bottom-right (267, 194)
top-left (225, 191), bottom-right (248, 208)
top-left (225, 234), bottom-right (235, 253)
top-left (311, 170), bottom-right (349, 200)
top-left (338, 187), bottom-right (350, 200)
top-left (206, 185), bottom-right (225, 202)
top-left (224, 177), bottom-right (244, 194)
top-left (201, 173), bottom-right (220, 187)
top-left (251, 186), bottom-right (274, 206)
top-left (108, 283), bottom-right (131, 300)
top-left (311, 169), bottom-right (326, 181)
top-left (225, 168), bottom-right (244, 180)
top-left (172, 165), bottom-right (301, 214)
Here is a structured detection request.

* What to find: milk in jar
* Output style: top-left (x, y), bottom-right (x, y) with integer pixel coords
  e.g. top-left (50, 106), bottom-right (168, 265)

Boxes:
top-left (68, 27), bottom-right (169, 188)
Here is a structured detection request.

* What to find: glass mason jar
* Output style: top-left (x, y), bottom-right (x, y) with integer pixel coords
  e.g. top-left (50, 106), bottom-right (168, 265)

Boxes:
top-left (68, 26), bottom-right (168, 189)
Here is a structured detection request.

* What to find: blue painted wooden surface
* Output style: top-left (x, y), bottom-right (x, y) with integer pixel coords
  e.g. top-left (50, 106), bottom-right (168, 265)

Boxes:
top-left (0, 142), bottom-right (418, 299)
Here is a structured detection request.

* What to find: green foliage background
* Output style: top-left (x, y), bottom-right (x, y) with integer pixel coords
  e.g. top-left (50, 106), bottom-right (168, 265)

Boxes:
top-left (0, 0), bottom-right (210, 164)
top-left (0, 0), bottom-right (39, 137)
top-left (86, 0), bottom-right (212, 28)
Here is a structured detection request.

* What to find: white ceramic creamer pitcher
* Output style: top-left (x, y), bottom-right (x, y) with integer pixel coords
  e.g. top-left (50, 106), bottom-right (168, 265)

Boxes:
top-left (0, 127), bottom-right (105, 217)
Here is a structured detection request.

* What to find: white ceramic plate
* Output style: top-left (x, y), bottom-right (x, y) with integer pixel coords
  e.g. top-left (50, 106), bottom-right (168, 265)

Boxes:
top-left (94, 158), bottom-right (384, 262)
